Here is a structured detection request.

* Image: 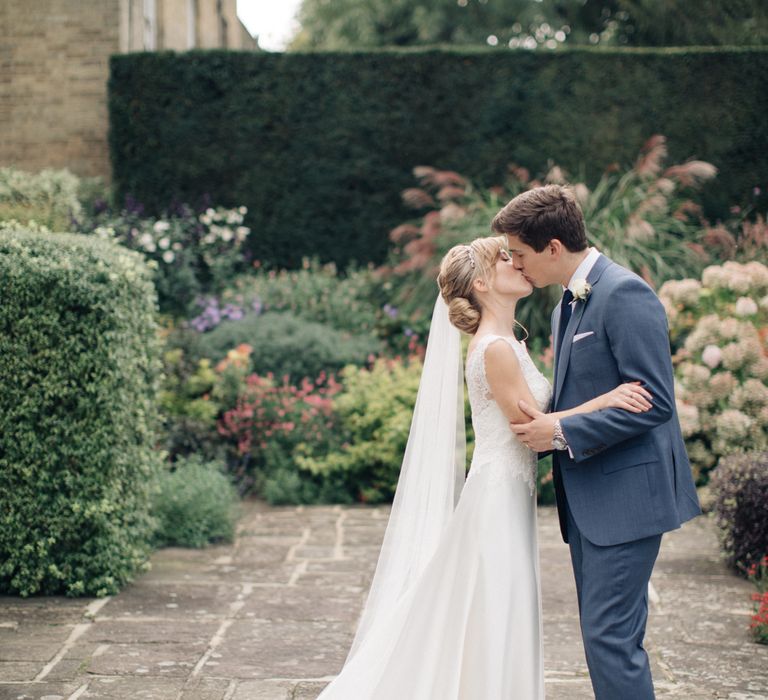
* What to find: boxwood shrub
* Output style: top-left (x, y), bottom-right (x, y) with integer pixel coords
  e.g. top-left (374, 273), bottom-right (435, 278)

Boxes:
top-left (0, 227), bottom-right (163, 596)
top-left (195, 311), bottom-right (382, 382)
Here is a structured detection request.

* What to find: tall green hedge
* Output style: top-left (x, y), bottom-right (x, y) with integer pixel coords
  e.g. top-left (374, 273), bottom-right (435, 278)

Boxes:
top-left (0, 228), bottom-right (163, 596)
top-left (109, 47), bottom-right (768, 269)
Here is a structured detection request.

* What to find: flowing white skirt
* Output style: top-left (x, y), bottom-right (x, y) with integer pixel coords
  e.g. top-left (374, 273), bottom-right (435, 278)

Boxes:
top-left (317, 461), bottom-right (544, 699)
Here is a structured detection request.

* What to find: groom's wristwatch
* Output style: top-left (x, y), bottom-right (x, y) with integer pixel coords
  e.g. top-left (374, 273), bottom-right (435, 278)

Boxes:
top-left (552, 420), bottom-right (569, 451)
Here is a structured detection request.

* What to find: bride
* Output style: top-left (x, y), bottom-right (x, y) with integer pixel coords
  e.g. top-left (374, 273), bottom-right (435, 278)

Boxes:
top-left (317, 236), bottom-right (652, 699)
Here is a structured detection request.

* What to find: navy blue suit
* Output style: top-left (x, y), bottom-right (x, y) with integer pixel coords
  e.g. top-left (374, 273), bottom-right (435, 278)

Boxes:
top-left (551, 254), bottom-right (700, 698)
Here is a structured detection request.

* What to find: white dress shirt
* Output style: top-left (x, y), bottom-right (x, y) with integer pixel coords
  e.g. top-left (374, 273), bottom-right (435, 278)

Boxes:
top-left (564, 246), bottom-right (601, 300)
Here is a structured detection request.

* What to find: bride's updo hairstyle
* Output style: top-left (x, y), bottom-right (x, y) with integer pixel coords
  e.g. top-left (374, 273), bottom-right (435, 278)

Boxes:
top-left (437, 236), bottom-right (507, 335)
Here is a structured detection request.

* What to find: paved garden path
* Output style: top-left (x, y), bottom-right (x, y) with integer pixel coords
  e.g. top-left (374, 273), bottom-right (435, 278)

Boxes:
top-left (1, 501), bottom-right (766, 700)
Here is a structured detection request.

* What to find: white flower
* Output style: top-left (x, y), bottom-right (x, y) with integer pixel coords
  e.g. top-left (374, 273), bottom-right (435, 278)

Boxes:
top-left (172, 242), bottom-right (182, 251)
top-left (659, 278), bottom-right (701, 307)
top-left (721, 337), bottom-right (761, 371)
top-left (676, 401), bottom-right (700, 438)
top-left (734, 296), bottom-right (758, 316)
top-left (235, 226), bottom-right (250, 242)
top-left (715, 409), bottom-right (753, 441)
top-left (709, 371), bottom-right (736, 400)
top-left (571, 279), bottom-right (591, 302)
top-left (153, 220), bottom-right (170, 233)
top-left (162, 250), bottom-right (175, 264)
top-left (138, 232), bottom-right (154, 249)
top-left (220, 227), bottom-right (234, 243)
top-left (701, 345), bottom-right (722, 369)
top-left (238, 206), bottom-right (247, 215)
top-left (158, 236), bottom-right (171, 250)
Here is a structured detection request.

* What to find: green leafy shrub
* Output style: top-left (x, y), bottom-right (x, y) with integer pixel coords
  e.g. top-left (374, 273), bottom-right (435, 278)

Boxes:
top-left (218, 370), bottom-right (344, 498)
top-left (0, 227), bottom-right (163, 596)
top-left (195, 311), bottom-right (382, 382)
top-left (710, 451), bottom-right (768, 576)
top-left (660, 260), bottom-right (768, 483)
top-left (296, 357), bottom-right (471, 503)
top-left (0, 166), bottom-right (82, 231)
top-left (158, 345), bottom-right (223, 462)
top-left (152, 455), bottom-right (239, 548)
top-left (228, 259), bottom-right (381, 335)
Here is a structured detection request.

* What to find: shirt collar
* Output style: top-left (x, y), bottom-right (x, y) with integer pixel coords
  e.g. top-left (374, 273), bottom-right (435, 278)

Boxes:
top-left (565, 247), bottom-right (600, 293)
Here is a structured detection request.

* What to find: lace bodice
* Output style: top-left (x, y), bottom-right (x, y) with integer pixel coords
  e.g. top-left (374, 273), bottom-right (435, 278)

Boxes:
top-left (465, 335), bottom-right (552, 494)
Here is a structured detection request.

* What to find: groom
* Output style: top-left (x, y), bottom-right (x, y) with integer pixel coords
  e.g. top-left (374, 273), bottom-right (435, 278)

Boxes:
top-left (492, 185), bottom-right (701, 699)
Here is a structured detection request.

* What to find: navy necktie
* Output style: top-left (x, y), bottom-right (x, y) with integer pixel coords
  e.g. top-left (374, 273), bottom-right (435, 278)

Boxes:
top-left (556, 289), bottom-right (574, 357)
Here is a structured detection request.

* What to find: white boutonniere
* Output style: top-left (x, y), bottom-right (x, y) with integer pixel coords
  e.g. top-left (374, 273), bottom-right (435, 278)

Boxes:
top-left (572, 279), bottom-right (592, 302)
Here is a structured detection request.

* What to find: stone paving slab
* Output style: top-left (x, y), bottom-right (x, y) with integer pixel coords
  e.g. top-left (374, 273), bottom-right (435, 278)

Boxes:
top-left (0, 501), bottom-right (766, 699)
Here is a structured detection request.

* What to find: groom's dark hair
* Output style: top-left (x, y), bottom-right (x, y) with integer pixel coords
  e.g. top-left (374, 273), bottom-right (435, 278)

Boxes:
top-left (491, 185), bottom-right (588, 253)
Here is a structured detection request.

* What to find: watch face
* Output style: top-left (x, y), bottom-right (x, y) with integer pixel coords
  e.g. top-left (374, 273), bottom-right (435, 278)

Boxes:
top-left (553, 437), bottom-right (567, 451)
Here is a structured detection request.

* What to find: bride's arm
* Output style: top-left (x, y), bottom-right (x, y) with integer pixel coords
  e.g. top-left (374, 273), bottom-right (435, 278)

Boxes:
top-left (552, 382), bottom-right (653, 419)
top-left (484, 340), bottom-right (540, 424)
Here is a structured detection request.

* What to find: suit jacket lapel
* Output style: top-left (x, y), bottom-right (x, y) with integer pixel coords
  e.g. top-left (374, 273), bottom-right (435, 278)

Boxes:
top-left (553, 254), bottom-right (612, 407)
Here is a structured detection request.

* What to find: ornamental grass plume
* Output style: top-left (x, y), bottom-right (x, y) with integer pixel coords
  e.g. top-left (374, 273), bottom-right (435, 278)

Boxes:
top-left (383, 136), bottom-right (724, 344)
top-left (635, 134), bottom-right (668, 177)
top-left (401, 188), bottom-right (436, 209)
top-left (663, 160), bottom-right (718, 188)
top-left (702, 225), bottom-right (737, 259)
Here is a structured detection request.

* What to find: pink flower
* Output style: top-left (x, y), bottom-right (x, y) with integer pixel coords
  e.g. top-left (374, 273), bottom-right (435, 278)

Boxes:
top-left (701, 345), bottom-right (722, 369)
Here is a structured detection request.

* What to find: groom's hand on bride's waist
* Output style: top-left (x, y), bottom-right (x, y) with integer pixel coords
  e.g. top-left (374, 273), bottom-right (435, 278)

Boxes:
top-left (509, 402), bottom-right (555, 452)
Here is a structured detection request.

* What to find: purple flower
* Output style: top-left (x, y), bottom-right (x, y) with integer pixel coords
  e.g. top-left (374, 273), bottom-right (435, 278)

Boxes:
top-left (124, 195), bottom-right (145, 216)
top-left (383, 303), bottom-right (399, 319)
top-left (189, 296), bottom-right (224, 332)
top-left (223, 303), bottom-right (245, 321)
top-left (404, 327), bottom-right (414, 337)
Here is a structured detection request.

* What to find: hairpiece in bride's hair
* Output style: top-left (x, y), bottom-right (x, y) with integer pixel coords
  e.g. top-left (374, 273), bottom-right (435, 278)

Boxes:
top-left (465, 245), bottom-right (476, 269)
top-left (514, 319), bottom-right (529, 343)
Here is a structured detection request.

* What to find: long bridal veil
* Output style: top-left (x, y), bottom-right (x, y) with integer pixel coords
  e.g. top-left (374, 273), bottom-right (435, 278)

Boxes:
top-left (346, 294), bottom-right (466, 659)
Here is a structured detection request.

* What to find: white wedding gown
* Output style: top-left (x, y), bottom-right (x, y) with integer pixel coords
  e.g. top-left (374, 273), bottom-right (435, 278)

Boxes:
top-left (317, 334), bottom-right (552, 699)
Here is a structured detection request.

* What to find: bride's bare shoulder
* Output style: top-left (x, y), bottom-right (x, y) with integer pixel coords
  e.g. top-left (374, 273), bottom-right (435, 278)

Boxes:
top-left (467, 333), bottom-right (519, 369)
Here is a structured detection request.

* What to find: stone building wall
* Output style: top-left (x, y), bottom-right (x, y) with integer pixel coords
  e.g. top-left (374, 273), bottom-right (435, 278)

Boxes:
top-left (0, 0), bottom-right (257, 181)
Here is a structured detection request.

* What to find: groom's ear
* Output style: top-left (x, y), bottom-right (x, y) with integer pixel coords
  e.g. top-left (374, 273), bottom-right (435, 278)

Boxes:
top-left (548, 239), bottom-right (564, 258)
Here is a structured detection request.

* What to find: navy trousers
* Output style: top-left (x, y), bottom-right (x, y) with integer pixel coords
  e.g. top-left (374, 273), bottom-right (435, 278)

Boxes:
top-left (565, 500), bottom-right (661, 700)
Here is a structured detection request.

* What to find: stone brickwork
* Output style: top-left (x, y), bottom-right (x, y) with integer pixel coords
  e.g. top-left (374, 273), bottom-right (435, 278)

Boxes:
top-left (0, 0), bottom-right (121, 179)
top-left (0, 503), bottom-right (765, 699)
top-left (0, 0), bottom-right (257, 181)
